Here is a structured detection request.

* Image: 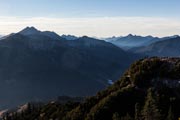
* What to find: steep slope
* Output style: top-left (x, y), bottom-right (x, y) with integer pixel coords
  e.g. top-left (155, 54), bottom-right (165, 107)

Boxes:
top-left (64, 57), bottom-right (180, 120)
top-left (4, 57), bottom-right (180, 120)
top-left (0, 35), bottom-right (4, 40)
top-left (0, 27), bottom-right (137, 109)
top-left (130, 37), bottom-right (180, 57)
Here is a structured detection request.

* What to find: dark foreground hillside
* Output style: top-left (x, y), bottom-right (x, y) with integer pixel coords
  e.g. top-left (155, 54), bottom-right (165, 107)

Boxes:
top-left (2, 57), bottom-right (180, 120)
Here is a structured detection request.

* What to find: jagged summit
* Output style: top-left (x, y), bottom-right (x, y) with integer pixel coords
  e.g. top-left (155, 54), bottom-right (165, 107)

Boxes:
top-left (19, 26), bottom-right (40, 35)
top-left (127, 34), bottom-right (134, 37)
top-left (17, 26), bottom-right (64, 40)
top-left (61, 34), bottom-right (78, 40)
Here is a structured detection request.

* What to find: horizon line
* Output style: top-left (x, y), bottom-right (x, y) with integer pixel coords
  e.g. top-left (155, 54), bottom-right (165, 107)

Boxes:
top-left (1, 26), bottom-right (179, 39)
top-left (0, 16), bottom-right (180, 38)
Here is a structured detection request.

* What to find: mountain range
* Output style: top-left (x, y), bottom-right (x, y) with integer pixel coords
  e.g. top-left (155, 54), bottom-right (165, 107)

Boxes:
top-left (103, 34), bottom-right (180, 57)
top-left (105, 34), bottom-right (160, 49)
top-left (0, 26), bottom-right (180, 114)
top-left (129, 37), bottom-right (180, 57)
top-left (0, 27), bottom-right (138, 109)
top-left (104, 34), bottom-right (180, 50)
top-left (57, 34), bottom-right (180, 55)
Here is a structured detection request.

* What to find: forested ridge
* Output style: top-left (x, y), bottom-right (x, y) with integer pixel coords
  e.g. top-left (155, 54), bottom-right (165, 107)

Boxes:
top-left (2, 57), bottom-right (180, 120)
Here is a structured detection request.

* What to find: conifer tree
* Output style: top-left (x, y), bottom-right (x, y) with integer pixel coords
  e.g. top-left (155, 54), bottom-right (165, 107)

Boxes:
top-left (142, 88), bottom-right (161, 120)
top-left (112, 112), bottom-right (121, 120)
top-left (120, 113), bottom-right (133, 120)
top-left (135, 103), bottom-right (141, 120)
top-left (166, 106), bottom-right (174, 120)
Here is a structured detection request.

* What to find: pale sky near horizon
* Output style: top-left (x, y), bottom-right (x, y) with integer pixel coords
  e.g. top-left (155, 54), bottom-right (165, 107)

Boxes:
top-left (0, 0), bottom-right (180, 37)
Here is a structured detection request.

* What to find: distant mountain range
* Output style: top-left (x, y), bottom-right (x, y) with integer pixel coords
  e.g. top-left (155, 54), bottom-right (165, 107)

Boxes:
top-left (0, 27), bottom-right (138, 109)
top-left (57, 34), bottom-right (180, 52)
top-left (104, 34), bottom-right (180, 50)
top-left (106, 34), bottom-right (160, 49)
top-left (129, 37), bottom-right (180, 57)
top-left (103, 34), bottom-right (180, 57)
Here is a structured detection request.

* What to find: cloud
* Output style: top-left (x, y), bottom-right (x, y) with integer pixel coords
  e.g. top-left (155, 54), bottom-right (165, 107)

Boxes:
top-left (0, 16), bottom-right (180, 37)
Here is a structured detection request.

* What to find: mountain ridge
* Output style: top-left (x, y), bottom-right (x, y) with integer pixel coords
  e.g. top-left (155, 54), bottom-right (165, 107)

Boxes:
top-left (130, 36), bottom-right (180, 56)
top-left (104, 34), bottom-right (180, 50)
top-left (0, 27), bottom-right (138, 110)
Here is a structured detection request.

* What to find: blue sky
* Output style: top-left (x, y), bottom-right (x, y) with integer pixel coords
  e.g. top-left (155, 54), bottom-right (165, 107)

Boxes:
top-left (0, 0), bottom-right (180, 37)
top-left (0, 0), bottom-right (180, 18)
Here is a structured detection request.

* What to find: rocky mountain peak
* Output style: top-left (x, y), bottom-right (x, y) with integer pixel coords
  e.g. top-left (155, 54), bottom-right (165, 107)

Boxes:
top-left (19, 26), bottom-right (40, 35)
